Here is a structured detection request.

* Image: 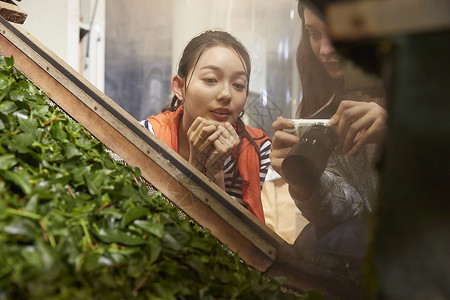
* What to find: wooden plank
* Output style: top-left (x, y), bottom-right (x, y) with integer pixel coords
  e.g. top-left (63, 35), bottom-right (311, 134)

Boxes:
top-left (0, 16), bottom-right (282, 272)
top-left (326, 0), bottom-right (450, 40)
top-left (0, 1), bottom-right (27, 24)
top-left (266, 244), bottom-right (364, 299)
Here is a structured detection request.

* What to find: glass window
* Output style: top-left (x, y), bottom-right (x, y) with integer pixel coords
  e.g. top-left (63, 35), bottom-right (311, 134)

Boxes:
top-left (105, 0), bottom-right (301, 136)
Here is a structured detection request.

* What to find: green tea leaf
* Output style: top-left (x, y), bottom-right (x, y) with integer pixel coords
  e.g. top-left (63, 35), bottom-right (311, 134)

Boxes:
top-left (75, 137), bottom-right (96, 149)
top-left (0, 74), bottom-right (13, 101)
top-left (18, 117), bottom-right (37, 138)
top-left (2, 169), bottom-right (32, 194)
top-left (63, 142), bottom-right (82, 159)
top-left (0, 100), bottom-right (17, 113)
top-left (12, 132), bottom-right (34, 153)
top-left (0, 112), bottom-right (9, 130)
top-left (3, 218), bottom-right (39, 240)
top-left (0, 153), bottom-right (16, 169)
top-left (189, 236), bottom-right (213, 252)
top-left (9, 90), bottom-right (27, 101)
top-left (134, 220), bottom-right (164, 238)
top-left (121, 206), bottom-right (149, 227)
top-left (52, 122), bottom-right (67, 141)
top-left (96, 228), bottom-right (147, 246)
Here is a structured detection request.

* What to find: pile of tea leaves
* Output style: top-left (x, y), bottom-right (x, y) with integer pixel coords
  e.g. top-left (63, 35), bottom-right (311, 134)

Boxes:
top-left (0, 56), bottom-right (315, 299)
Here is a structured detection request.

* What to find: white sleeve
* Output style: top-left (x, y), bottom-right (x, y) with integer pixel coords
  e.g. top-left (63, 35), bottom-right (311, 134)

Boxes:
top-left (140, 119), bottom-right (155, 134)
top-left (265, 165), bottom-right (282, 181)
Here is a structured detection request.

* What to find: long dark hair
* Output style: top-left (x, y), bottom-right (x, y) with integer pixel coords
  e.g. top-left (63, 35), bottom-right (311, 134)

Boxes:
top-left (296, 0), bottom-right (343, 118)
top-left (164, 30), bottom-right (251, 112)
top-left (296, 0), bottom-right (385, 118)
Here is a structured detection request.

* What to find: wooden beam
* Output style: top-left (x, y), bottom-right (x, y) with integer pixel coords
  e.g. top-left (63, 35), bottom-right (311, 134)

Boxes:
top-left (267, 243), bottom-right (365, 299)
top-left (326, 0), bottom-right (450, 41)
top-left (0, 1), bottom-right (27, 24)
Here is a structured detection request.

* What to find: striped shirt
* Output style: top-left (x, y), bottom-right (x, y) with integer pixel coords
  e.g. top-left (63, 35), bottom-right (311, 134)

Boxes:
top-left (223, 139), bottom-right (271, 206)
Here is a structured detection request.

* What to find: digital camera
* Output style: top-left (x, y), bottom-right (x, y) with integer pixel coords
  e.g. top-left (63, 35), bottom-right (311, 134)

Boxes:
top-left (282, 119), bottom-right (331, 138)
top-left (282, 119), bottom-right (338, 187)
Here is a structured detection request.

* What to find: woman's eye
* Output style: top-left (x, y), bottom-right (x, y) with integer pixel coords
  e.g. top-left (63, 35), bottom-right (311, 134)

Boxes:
top-left (308, 31), bottom-right (320, 40)
top-left (203, 78), bottom-right (217, 84)
top-left (233, 83), bottom-right (246, 91)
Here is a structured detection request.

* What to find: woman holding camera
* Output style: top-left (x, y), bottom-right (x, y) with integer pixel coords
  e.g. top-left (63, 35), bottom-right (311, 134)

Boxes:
top-left (270, 0), bottom-right (387, 256)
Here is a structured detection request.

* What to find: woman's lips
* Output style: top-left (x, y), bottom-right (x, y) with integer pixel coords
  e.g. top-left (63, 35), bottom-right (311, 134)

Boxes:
top-left (323, 60), bottom-right (343, 74)
top-left (211, 108), bottom-right (231, 121)
top-left (323, 60), bottom-right (340, 67)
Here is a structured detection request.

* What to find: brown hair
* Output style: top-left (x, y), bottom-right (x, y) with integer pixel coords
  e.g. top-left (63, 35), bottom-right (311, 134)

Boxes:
top-left (296, 0), bottom-right (385, 118)
top-left (164, 30), bottom-right (251, 112)
top-left (296, 0), bottom-right (343, 118)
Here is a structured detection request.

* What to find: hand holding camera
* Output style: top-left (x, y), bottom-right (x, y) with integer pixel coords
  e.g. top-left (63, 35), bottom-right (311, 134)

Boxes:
top-left (281, 119), bottom-right (338, 188)
top-left (282, 119), bottom-right (331, 138)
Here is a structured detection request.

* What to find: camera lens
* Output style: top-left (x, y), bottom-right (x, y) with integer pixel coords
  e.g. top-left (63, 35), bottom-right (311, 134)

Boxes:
top-left (282, 124), bottom-right (338, 187)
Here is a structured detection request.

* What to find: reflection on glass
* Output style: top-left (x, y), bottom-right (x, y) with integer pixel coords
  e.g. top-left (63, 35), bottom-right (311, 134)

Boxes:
top-left (105, 0), bottom-right (300, 137)
top-left (270, 0), bottom-right (387, 257)
top-left (140, 30), bottom-right (271, 223)
top-left (104, 1), bottom-right (306, 245)
top-left (105, 0), bottom-right (387, 259)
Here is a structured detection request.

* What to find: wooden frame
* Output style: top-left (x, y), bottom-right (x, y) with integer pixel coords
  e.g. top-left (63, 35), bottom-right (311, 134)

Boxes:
top-left (326, 0), bottom-right (450, 40)
top-left (0, 15), bottom-right (363, 299)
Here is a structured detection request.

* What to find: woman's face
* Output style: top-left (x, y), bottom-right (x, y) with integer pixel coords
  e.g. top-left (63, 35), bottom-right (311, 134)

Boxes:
top-left (179, 45), bottom-right (248, 126)
top-left (303, 6), bottom-right (344, 79)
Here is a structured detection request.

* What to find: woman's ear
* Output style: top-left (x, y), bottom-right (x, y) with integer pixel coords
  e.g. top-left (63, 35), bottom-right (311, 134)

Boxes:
top-left (171, 75), bottom-right (184, 101)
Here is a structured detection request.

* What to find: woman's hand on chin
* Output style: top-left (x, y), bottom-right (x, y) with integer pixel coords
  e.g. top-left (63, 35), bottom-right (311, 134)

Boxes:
top-left (187, 117), bottom-right (238, 188)
top-left (187, 117), bottom-right (217, 173)
top-left (205, 122), bottom-right (239, 180)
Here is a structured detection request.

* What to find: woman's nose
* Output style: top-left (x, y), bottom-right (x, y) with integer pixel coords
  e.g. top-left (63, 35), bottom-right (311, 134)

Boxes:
top-left (320, 35), bottom-right (336, 58)
top-left (218, 84), bottom-right (231, 103)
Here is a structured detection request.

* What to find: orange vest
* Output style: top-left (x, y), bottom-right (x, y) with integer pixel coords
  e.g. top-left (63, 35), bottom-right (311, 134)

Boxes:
top-left (146, 106), bottom-right (269, 223)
